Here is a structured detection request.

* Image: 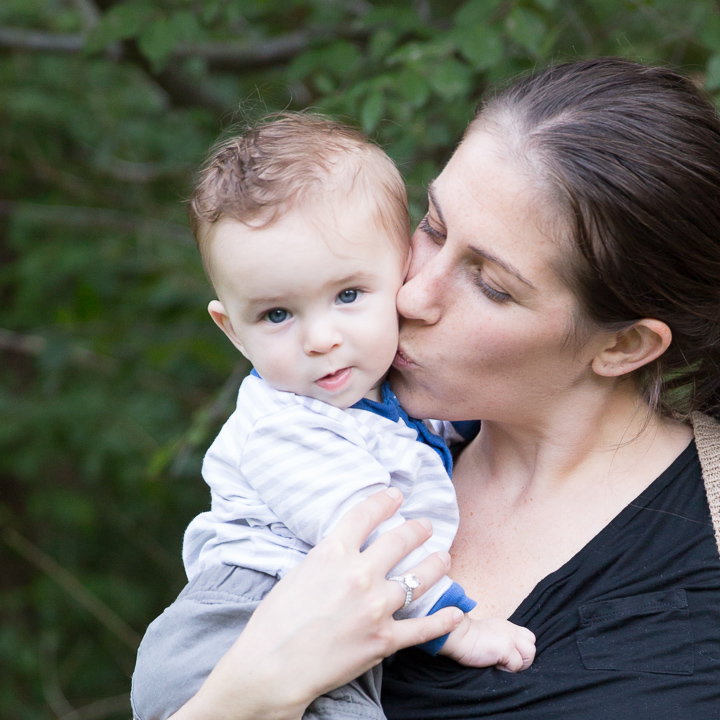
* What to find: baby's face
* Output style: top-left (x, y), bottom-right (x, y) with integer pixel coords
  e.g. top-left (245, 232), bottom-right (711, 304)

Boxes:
top-left (208, 196), bottom-right (409, 408)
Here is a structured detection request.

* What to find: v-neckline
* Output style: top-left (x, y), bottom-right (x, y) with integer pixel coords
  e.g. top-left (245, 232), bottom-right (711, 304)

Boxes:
top-left (506, 439), bottom-right (697, 625)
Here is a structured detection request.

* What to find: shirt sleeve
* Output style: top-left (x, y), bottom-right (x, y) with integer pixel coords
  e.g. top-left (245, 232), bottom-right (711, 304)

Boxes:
top-left (239, 405), bottom-right (400, 546)
top-left (238, 404), bottom-right (469, 619)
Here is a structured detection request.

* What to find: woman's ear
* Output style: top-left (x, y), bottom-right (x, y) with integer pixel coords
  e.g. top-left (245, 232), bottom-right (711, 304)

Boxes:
top-left (208, 300), bottom-right (247, 357)
top-left (592, 319), bottom-right (671, 378)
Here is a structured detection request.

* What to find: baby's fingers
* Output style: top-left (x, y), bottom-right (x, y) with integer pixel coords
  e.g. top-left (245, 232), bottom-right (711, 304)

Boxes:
top-left (516, 630), bottom-right (537, 671)
top-left (497, 628), bottom-right (536, 673)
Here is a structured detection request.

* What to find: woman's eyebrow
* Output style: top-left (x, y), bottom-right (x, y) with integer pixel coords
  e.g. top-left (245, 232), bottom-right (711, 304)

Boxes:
top-left (468, 246), bottom-right (536, 289)
top-left (427, 180), bottom-right (535, 290)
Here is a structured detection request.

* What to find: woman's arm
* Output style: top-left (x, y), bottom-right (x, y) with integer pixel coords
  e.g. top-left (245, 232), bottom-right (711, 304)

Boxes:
top-left (170, 488), bottom-right (463, 720)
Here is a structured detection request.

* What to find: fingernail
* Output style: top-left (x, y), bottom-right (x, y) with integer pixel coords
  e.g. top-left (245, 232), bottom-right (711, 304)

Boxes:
top-left (437, 551), bottom-right (451, 568)
top-left (386, 488), bottom-right (402, 501)
top-left (452, 608), bottom-right (464, 624)
top-left (417, 518), bottom-right (432, 532)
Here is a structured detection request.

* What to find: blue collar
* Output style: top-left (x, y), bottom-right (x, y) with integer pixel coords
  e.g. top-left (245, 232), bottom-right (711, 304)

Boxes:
top-left (353, 382), bottom-right (453, 476)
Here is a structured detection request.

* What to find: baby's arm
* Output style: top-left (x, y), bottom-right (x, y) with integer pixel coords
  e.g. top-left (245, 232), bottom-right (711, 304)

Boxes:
top-left (439, 614), bottom-right (536, 671)
top-left (241, 405), bottom-right (472, 620)
top-left (241, 407), bottom-right (409, 544)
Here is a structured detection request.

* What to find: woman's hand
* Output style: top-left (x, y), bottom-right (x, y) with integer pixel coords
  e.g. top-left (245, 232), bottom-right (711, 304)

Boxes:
top-left (171, 488), bottom-right (463, 720)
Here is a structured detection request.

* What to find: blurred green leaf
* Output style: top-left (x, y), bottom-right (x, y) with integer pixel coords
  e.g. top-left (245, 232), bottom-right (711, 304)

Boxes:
top-left (454, 0), bottom-right (504, 27)
top-left (428, 58), bottom-right (474, 100)
top-left (505, 6), bottom-right (547, 57)
top-left (396, 67), bottom-right (431, 107)
top-left (698, 10), bottom-right (720, 51)
top-left (361, 89), bottom-right (384, 132)
top-left (452, 24), bottom-right (504, 70)
top-left (706, 53), bottom-right (720, 90)
top-left (138, 11), bottom-right (200, 70)
top-left (84, 1), bottom-right (158, 53)
top-left (368, 27), bottom-right (397, 61)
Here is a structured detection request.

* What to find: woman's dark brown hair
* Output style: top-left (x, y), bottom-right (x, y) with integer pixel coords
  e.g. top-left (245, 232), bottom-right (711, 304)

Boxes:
top-left (474, 57), bottom-right (720, 420)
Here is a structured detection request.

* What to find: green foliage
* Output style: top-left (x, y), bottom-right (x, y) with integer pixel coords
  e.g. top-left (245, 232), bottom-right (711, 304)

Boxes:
top-left (2, 0), bottom-right (720, 716)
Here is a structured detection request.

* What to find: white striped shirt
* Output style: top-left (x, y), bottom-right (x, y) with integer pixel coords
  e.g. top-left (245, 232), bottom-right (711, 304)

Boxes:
top-left (183, 373), bottom-right (462, 618)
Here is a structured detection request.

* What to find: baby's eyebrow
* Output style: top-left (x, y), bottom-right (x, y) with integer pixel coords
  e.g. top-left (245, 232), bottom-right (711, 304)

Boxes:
top-left (244, 272), bottom-right (377, 309)
top-left (245, 295), bottom-right (289, 308)
top-left (333, 271), bottom-right (376, 286)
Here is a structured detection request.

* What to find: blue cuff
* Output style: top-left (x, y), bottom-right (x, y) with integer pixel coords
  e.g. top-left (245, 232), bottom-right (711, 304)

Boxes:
top-left (415, 582), bottom-right (477, 655)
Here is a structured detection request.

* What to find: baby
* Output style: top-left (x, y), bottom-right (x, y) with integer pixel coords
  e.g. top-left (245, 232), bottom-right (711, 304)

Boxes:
top-left (131, 114), bottom-right (534, 720)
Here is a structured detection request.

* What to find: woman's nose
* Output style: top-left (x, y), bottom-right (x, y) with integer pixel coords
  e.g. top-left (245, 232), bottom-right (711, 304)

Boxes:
top-left (396, 246), bottom-right (445, 325)
top-left (303, 320), bottom-right (342, 355)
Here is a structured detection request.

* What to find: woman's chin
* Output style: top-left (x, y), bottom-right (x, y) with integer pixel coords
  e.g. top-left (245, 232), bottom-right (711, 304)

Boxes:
top-left (388, 367), bottom-right (437, 418)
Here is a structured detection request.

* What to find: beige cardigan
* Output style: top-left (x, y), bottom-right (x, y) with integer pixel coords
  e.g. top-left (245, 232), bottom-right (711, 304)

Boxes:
top-left (691, 412), bottom-right (720, 555)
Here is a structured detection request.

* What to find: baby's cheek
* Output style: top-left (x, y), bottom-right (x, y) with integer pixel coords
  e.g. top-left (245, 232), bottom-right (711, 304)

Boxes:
top-left (251, 340), bottom-right (300, 388)
top-left (371, 317), bottom-right (401, 360)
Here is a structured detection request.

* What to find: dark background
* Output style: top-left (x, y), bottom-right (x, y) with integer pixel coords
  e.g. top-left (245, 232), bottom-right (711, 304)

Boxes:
top-left (2, 1), bottom-right (719, 717)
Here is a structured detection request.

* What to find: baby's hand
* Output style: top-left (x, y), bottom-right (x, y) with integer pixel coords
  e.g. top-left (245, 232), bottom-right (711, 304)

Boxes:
top-left (438, 615), bottom-right (536, 671)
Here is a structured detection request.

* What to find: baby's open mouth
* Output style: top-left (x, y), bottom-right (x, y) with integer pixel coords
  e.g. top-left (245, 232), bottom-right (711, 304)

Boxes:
top-left (316, 367), bottom-right (352, 391)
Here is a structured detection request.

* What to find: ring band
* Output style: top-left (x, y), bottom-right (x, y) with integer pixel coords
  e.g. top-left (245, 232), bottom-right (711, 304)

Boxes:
top-left (388, 573), bottom-right (421, 610)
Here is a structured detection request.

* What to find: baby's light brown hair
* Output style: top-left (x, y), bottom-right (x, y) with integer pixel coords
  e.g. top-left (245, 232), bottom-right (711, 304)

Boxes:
top-left (188, 113), bottom-right (410, 283)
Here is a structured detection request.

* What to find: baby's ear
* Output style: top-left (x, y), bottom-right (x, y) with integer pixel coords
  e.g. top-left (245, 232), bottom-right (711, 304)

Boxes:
top-left (208, 300), bottom-right (247, 356)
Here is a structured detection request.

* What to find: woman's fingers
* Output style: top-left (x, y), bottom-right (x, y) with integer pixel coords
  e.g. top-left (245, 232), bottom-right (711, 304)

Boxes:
top-left (386, 551), bottom-right (452, 610)
top-left (327, 490), bottom-right (451, 612)
top-left (362, 515), bottom-right (434, 570)
top-left (391, 607), bottom-right (463, 651)
top-left (175, 492), bottom-right (461, 719)
top-left (328, 488), bottom-right (403, 549)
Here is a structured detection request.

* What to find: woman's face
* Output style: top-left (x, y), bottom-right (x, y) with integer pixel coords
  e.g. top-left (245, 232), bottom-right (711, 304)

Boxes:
top-left (391, 129), bottom-right (606, 423)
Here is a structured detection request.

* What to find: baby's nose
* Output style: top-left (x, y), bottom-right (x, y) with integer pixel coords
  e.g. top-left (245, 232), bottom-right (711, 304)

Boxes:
top-left (303, 322), bottom-right (342, 355)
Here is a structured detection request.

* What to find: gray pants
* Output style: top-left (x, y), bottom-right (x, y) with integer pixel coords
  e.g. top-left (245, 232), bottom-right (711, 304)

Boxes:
top-left (131, 564), bottom-right (386, 720)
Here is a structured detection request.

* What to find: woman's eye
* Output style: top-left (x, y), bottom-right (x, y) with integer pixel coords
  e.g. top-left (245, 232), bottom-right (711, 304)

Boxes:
top-left (419, 215), bottom-right (446, 242)
top-left (264, 308), bottom-right (290, 323)
top-left (477, 275), bottom-right (511, 303)
top-left (337, 289), bottom-right (360, 304)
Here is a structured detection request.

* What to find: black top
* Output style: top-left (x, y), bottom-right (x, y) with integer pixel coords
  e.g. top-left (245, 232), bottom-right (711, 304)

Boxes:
top-left (382, 441), bottom-right (720, 719)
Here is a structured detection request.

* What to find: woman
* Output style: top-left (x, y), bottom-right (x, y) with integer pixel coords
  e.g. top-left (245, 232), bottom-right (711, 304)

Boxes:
top-left (162, 57), bottom-right (720, 719)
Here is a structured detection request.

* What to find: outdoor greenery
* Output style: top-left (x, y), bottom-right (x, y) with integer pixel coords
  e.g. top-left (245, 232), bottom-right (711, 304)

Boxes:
top-left (3, 0), bottom-right (720, 717)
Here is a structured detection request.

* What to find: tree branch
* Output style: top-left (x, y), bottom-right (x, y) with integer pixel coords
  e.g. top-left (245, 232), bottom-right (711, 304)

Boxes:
top-left (0, 327), bottom-right (118, 372)
top-left (65, 0), bottom-right (102, 31)
top-left (121, 38), bottom-right (229, 112)
top-left (39, 634), bottom-right (76, 719)
top-left (0, 24), bottom-right (369, 72)
top-left (0, 26), bottom-right (84, 53)
top-left (57, 694), bottom-right (131, 720)
top-left (3, 527), bottom-right (141, 650)
top-left (0, 200), bottom-right (193, 244)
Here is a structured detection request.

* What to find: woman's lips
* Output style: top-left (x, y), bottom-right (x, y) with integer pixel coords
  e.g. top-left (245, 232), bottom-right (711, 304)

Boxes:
top-left (393, 347), bottom-right (415, 369)
top-left (316, 367), bottom-right (352, 391)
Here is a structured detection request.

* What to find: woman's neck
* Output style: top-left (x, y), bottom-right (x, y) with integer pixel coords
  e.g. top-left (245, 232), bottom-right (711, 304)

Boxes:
top-left (449, 383), bottom-right (693, 619)
top-left (467, 382), bottom-right (692, 498)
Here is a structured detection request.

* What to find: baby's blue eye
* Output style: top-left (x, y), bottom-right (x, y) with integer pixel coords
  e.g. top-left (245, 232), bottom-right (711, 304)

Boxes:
top-left (265, 308), bottom-right (289, 323)
top-left (338, 289), bottom-right (359, 304)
